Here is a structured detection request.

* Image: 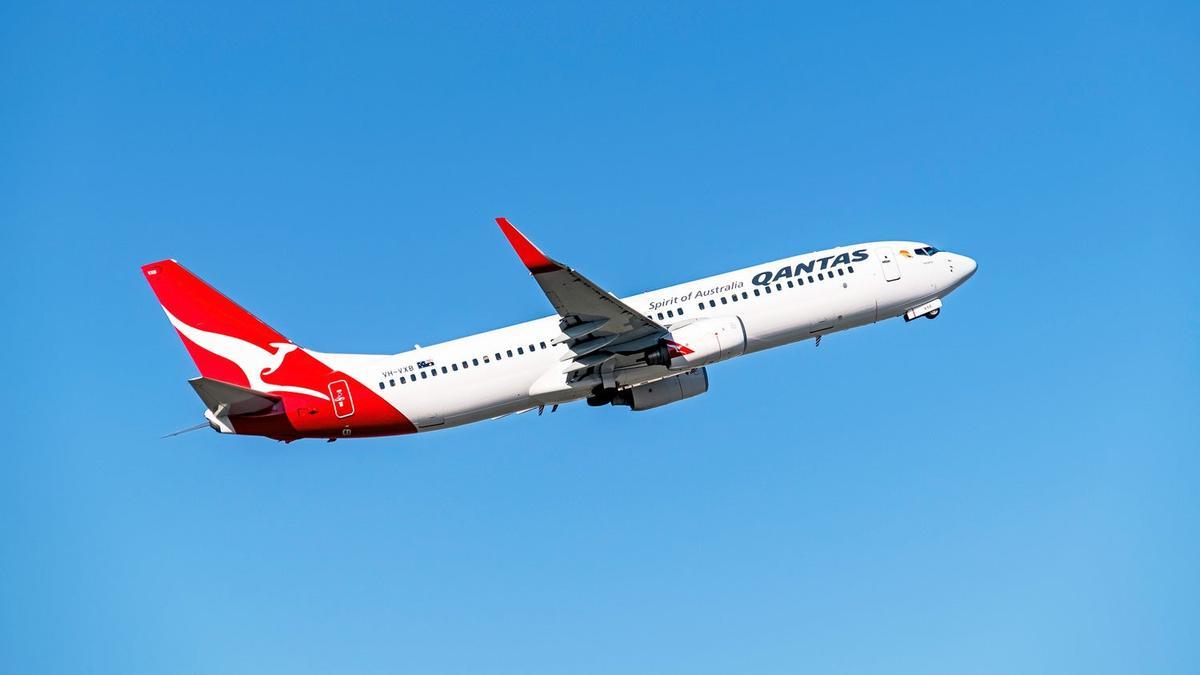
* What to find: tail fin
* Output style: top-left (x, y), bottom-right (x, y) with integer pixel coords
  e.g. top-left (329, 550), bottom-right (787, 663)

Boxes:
top-left (141, 260), bottom-right (302, 391)
top-left (143, 259), bottom-right (419, 439)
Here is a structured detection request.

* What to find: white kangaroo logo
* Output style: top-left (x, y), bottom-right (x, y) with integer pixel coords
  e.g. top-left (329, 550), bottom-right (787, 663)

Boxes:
top-left (164, 309), bottom-right (330, 400)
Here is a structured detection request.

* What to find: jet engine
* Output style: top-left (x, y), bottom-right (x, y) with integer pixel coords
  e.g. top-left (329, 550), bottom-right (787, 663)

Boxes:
top-left (610, 368), bottom-right (709, 411)
top-left (643, 316), bottom-right (746, 370)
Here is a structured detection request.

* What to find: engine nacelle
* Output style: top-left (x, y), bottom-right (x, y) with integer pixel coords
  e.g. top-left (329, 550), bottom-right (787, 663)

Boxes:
top-left (643, 316), bottom-right (747, 370)
top-left (611, 368), bottom-right (709, 411)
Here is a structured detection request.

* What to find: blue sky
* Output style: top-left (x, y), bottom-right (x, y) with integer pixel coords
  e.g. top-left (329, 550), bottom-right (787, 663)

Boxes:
top-left (2, 2), bottom-right (1197, 673)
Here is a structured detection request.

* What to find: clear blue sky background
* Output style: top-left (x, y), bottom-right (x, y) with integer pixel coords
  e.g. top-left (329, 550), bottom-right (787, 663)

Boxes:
top-left (2, 2), bottom-right (1197, 673)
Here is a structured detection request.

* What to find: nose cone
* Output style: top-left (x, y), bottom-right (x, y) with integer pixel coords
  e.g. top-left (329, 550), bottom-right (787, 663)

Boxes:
top-left (960, 255), bottom-right (977, 281)
top-left (942, 253), bottom-right (977, 293)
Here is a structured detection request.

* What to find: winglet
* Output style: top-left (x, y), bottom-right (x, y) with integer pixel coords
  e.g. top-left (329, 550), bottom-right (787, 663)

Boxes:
top-left (496, 218), bottom-right (560, 274)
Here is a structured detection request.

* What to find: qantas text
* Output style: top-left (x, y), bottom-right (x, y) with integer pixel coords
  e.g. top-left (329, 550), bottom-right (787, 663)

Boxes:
top-left (750, 249), bottom-right (869, 286)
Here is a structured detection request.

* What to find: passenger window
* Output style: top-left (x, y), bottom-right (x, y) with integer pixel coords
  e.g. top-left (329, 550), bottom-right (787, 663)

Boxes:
top-left (797, 277), bottom-right (804, 285)
top-left (667, 310), bottom-right (674, 318)
top-left (452, 363), bottom-right (459, 371)
top-left (421, 371), bottom-right (428, 379)
top-left (764, 286), bottom-right (772, 294)
top-left (378, 382), bottom-right (385, 390)
top-left (837, 268), bottom-right (844, 276)
top-left (506, 349), bottom-right (513, 357)
top-left (721, 297), bottom-right (728, 305)
top-left (787, 280), bottom-right (794, 288)
top-left (657, 312), bottom-right (664, 320)
top-left (698, 302), bottom-right (706, 310)
top-left (808, 275), bottom-right (814, 283)
top-left (400, 376), bottom-right (407, 384)
top-left (495, 352), bottom-right (502, 361)
top-left (539, 342), bottom-right (547, 349)
top-left (775, 283), bottom-right (782, 291)
top-left (462, 361), bottom-right (468, 369)
top-left (741, 292), bottom-right (748, 299)
top-left (389, 379), bottom-right (395, 387)
top-left (678, 308), bottom-right (684, 316)
top-left (818, 273), bottom-right (824, 280)
top-left (517, 347), bottom-right (524, 355)
top-left (482, 356), bottom-right (490, 364)
top-left (731, 294), bottom-right (738, 302)
top-left (528, 344), bottom-right (535, 352)
top-left (848, 265), bottom-right (854, 273)
top-left (709, 300), bottom-right (716, 308)
top-left (431, 369), bottom-right (438, 377)
top-left (753, 289), bottom-right (760, 296)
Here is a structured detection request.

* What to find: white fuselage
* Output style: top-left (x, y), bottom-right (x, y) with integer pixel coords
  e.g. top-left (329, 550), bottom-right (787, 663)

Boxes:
top-left (317, 241), bottom-right (976, 431)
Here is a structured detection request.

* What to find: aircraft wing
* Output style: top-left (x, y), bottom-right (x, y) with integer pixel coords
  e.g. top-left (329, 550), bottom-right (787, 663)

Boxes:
top-left (496, 218), bottom-right (665, 371)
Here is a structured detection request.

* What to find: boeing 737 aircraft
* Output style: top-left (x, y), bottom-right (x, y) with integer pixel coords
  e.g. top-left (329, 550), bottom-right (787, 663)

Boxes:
top-left (144, 218), bottom-right (977, 441)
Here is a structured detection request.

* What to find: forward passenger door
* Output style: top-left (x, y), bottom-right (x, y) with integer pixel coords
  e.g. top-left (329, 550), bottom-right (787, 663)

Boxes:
top-left (877, 248), bottom-right (901, 282)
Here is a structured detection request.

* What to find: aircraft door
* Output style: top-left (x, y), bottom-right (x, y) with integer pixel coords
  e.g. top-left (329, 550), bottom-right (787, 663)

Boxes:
top-left (328, 379), bottom-right (355, 418)
top-left (877, 248), bottom-right (901, 282)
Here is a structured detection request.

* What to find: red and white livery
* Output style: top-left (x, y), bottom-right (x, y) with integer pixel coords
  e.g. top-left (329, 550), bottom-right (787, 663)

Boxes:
top-left (143, 218), bottom-right (977, 441)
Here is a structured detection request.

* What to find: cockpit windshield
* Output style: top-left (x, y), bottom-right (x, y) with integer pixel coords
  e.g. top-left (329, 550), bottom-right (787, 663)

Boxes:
top-left (914, 246), bottom-right (940, 256)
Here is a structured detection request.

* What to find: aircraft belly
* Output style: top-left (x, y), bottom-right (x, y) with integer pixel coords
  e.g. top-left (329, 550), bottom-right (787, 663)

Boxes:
top-left (428, 364), bottom-right (553, 429)
top-left (742, 279), bottom-right (877, 350)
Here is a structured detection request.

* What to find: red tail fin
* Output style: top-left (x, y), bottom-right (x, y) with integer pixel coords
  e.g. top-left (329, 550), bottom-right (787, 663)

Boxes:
top-left (142, 259), bottom-right (417, 439)
top-left (140, 260), bottom-right (301, 391)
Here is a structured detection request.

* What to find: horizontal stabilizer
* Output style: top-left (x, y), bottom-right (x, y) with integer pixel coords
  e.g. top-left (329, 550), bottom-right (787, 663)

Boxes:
top-left (189, 377), bottom-right (281, 416)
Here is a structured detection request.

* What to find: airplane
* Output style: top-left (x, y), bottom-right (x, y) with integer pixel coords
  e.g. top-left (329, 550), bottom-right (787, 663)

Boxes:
top-left (143, 218), bottom-right (977, 441)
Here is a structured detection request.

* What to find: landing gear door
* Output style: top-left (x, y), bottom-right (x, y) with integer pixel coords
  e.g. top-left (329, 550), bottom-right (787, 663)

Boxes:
top-left (877, 248), bottom-right (901, 282)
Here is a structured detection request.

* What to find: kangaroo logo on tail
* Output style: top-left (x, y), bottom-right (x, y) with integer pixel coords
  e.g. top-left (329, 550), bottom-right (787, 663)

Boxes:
top-left (163, 309), bottom-right (330, 401)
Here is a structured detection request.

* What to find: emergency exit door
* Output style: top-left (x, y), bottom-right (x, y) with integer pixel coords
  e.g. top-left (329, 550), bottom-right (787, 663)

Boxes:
top-left (877, 249), bottom-right (901, 282)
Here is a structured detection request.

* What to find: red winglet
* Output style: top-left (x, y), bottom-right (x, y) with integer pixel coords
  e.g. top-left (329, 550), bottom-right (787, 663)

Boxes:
top-left (496, 217), bottom-right (559, 274)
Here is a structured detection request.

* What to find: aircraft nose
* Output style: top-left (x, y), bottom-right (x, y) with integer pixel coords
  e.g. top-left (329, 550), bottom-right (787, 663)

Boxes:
top-left (960, 255), bottom-right (977, 280)
top-left (943, 253), bottom-right (977, 292)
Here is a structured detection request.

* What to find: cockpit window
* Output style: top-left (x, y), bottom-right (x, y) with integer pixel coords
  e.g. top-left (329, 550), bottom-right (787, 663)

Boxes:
top-left (915, 246), bottom-right (941, 256)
